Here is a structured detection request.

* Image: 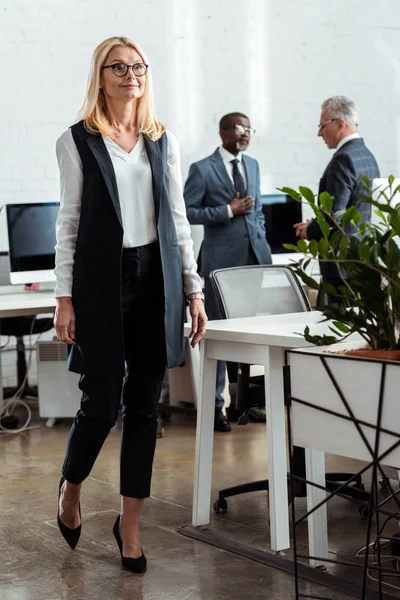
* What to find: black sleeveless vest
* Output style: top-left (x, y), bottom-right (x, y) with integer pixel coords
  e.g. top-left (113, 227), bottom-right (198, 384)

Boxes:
top-left (67, 121), bottom-right (185, 377)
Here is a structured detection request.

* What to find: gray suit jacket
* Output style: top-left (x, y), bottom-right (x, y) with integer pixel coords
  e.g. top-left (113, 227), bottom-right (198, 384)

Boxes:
top-left (184, 148), bottom-right (272, 278)
top-left (307, 137), bottom-right (380, 282)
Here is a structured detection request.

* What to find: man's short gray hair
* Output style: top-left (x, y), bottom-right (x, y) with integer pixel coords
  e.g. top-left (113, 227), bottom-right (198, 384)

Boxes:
top-left (321, 96), bottom-right (359, 128)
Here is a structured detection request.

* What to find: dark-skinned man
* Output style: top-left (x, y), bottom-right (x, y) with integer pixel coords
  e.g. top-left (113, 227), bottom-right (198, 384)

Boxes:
top-left (184, 112), bottom-right (272, 432)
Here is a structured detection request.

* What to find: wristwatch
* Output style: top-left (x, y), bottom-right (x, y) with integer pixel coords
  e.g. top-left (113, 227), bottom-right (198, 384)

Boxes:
top-left (187, 292), bottom-right (205, 301)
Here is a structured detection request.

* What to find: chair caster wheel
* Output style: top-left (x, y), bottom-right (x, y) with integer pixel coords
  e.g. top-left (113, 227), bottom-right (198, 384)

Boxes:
top-left (380, 477), bottom-right (390, 489)
top-left (213, 499), bottom-right (228, 514)
top-left (358, 503), bottom-right (370, 519)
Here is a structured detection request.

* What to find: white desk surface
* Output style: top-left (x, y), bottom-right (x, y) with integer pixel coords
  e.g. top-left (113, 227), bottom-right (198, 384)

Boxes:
top-left (0, 290), bottom-right (56, 317)
top-left (184, 311), bottom-right (328, 347)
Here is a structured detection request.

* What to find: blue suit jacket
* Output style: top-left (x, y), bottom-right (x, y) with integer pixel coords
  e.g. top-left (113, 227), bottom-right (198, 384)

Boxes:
top-left (184, 148), bottom-right (272, 278)
top-left (307, 138), bottom-right (380, 282)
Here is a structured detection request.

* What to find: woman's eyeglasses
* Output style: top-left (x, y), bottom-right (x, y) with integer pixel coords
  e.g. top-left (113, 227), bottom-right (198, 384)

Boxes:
top-left (101, 62), bottom-right (149, 77)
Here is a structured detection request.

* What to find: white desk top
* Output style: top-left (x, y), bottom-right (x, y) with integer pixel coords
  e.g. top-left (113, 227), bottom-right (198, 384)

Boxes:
top-left (0, 290), bottom-right (56, 318)
top-left (184, 311), bottom-right (337, 348)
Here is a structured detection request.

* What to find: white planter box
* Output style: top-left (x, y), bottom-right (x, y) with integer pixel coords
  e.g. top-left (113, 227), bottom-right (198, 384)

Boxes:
top-left (287, 343), bottom-right (400, 469)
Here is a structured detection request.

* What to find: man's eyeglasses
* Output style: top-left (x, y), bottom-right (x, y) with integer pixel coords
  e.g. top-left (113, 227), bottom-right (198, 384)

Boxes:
top-left (101, 62), bottom-right (149, 77)
top-left (224, 124), bottom-right (256, 136)
top-left (318, 118), bottom-right (339, 131)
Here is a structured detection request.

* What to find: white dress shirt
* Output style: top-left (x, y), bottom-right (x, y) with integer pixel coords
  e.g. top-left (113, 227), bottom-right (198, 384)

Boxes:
top-left (218, 146), bottom-right (248, 219)
top-left (54, 128), bottom-right (202, 298)
top-left (335, 132), bottom-right (361, 152)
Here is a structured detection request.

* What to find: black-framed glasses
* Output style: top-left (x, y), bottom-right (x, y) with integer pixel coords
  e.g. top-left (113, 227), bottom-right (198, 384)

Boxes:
top-left (318, 118), bottom-right (339, 131)
top-left (223, 124), bottom-right (256, 136)
top-left (101, 62), bottom-right (149, 77)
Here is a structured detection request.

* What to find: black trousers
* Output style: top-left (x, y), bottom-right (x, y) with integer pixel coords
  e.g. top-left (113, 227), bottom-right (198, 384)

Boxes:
top-left (62, 242), bottom-right (167, 498)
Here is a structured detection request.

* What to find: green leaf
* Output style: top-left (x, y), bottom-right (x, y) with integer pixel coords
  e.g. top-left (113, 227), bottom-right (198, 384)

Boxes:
top-left (318, 238), bottom-right (330, 257)
top-left (392, 184), bottom-right (400, 197)
top-left (299, 186), bottom-right (316, 205)
top-left (358, 244), bottom-right (371, 262)
top-left (378, 231), bottom-right (392, 248)
top-left (328, 325), bottom-right (344, 337)
top-left (374, 209), bottom-right (387, 223)
top-left (342, 206), bottom-right (361, 229)
top-left (283, 243), bottom-right (299, 252)
top-left (332, 321), bottom-right (352, 333)
top-left (361, 175), bottom-right (371, 190)
top-left (277, 187), bottom-right (301, 202)
top-left (339, 236), bottom-right (349, 253)
top-left (330, 230), bottom-right (341, 249)
top-left (297, 272), bottom-right (320, 290)
top-left (338, 285), bottom-right (353, 298)
top-left (315, 213), bottom-right (331, 238)
top-left (302, 330), bottom-right (340, 346)
top-left (359, 222), bottom-right (367, 236)
top-left (297, 239), bottom-right (308, 254)
top-left (353, 210), bottom-right (362, 225)
top-left (319, 191), bottom-right (333, 214)
top-left (309, 240), bottom-right (318, 257)
top-left (389, 175), bottom-right (395, 186)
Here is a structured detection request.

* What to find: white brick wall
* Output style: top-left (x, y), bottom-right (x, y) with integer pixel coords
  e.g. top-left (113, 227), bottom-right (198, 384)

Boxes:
top-left (1, 0), bottom-right (400, 248)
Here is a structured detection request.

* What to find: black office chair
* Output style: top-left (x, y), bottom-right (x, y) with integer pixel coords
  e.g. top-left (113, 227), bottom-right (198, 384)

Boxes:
top-left (209, 265), bottom-right (369, 514)
top-left (1, 316), bottom-right (53, 398)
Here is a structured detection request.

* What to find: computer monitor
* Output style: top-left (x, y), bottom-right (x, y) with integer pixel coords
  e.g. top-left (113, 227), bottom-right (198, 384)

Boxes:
top-left (6, 202), bottom-right (59, 285)
top-left (261, 194), bottom-right (302, 254)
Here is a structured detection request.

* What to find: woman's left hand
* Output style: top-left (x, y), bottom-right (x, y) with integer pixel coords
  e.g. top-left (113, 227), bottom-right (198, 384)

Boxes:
top-left (189, 299), bottom-right (208, 347)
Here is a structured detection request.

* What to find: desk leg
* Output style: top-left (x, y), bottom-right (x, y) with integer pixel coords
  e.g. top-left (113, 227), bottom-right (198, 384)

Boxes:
top-left (192, 340), bottom-right (216, 527)
top-left (306, 448), bottom-right (329, 567)
top-left (264, 346), bottom-right (290, 552)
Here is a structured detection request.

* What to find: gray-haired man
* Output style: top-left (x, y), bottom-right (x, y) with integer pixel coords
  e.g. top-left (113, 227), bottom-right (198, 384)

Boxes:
top-left (294, 96), bottom-right (380, 299)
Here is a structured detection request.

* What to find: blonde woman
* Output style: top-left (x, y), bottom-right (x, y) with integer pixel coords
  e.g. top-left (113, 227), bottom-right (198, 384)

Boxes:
top-left (54, 36), bottom-right (207, 572)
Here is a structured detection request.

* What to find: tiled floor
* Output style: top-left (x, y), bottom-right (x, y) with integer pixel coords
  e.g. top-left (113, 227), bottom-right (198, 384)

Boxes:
top-left (0, 407), bottom-right (399, 600)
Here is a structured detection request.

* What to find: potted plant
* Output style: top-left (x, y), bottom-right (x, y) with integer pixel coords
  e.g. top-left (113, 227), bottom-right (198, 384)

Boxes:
top-left (279, 176), bottom-right (400, 360)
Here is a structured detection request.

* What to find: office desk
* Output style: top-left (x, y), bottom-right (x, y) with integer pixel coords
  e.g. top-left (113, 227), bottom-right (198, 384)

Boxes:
top-left (0, 290), bottom-right (56, 415)
top-left (184, 310), bottom-right (342, 553)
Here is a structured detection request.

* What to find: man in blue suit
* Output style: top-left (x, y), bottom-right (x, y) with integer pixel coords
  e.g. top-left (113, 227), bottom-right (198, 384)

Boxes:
top-left (294, 96), bottom-right (380, 303)
top-left (184, 112), bottom-right (272, 432)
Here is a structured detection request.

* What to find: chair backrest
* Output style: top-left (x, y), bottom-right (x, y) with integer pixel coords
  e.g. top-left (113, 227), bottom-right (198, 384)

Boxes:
top-left (209, 265), bottom-right (311, 319)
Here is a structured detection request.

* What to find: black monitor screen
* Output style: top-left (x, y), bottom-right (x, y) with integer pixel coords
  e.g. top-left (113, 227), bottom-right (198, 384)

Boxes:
top-left (6, 202), bottom-right (59, 272)
top-left (261, 195), bottom-right (302, 254)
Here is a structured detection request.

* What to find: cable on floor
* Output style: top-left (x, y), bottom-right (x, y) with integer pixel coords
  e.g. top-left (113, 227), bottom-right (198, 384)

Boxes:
top-left (0, 316), bottom-right (51, 434)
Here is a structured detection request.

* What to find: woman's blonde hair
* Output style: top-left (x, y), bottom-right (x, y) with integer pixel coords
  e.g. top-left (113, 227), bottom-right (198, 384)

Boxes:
top-left (77, 36), bottom-right (165, 140)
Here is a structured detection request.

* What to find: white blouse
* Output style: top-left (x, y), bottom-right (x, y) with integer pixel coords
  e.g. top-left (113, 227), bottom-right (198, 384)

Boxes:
top-left (54, 128), bottom-right (202, 298)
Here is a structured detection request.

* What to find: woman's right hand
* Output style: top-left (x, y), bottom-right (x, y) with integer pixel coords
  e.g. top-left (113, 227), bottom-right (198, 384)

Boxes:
top-left (54, 297), bottom-right (77, 345)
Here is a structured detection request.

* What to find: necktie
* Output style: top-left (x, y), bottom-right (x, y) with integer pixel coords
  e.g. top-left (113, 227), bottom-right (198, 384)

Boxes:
top-left (231, 159), bottom-right (246, 198)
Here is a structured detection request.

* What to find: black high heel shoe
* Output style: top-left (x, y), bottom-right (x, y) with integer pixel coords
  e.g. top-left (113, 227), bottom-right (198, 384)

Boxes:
top-left (113, 515), bottom-right (147, 573)
top-left (57, 476), bottom-right (81, 550)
